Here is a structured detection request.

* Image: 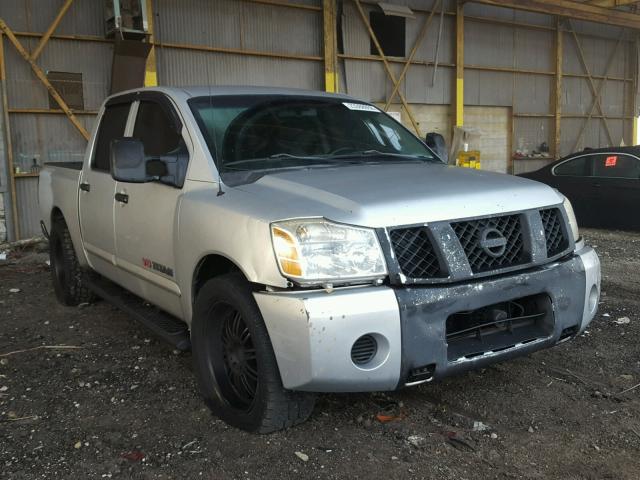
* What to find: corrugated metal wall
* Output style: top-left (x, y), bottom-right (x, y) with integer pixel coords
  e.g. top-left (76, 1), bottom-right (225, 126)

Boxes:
top-left (0, 0), bottom-right (637, 239)
top-left (342, 1), bottom-right (636, 168)
top-left (2, 0), bottom-right (107, 238)
top-left (153, 0), bottom-right (323, 89)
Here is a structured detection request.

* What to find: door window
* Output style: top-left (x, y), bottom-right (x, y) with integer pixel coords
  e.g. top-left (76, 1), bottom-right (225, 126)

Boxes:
top-left (131, 100), bottom-right (189, 187)
top-left (553, 156), bottom-right (593, 177)
top-left (592, 154), bottom-right (640, 179)
top-left (92, 102), bottom-right (131, 172)
top-left (133, 101), bottom-right (184, 156)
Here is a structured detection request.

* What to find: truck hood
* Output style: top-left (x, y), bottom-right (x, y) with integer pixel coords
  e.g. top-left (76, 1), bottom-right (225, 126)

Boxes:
top-left (234, 162), bottom-right (562, 228)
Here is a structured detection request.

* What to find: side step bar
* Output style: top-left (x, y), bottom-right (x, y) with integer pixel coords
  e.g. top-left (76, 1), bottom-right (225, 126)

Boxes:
top-left (87, 275), bottom-right (191, 351)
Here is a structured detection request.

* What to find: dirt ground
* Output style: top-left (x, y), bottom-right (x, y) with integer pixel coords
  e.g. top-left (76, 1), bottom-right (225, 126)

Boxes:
top-left (1, 228), bottom-right (639, 480)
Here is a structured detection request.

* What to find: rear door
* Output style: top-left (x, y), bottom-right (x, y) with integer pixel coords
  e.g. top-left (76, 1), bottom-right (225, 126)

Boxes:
top-left (113, 95), bottom-right (189, 317)
top-left (549, 154), bottom-right (596, 226)
top-left (79, 99), bottom-right (133, 280)
top-left (590, 153), bottom-right (640, 230)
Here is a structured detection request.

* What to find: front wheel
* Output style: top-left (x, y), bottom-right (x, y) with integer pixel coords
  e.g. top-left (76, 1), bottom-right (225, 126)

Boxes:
top-left (191, 273), bottom-right (315, 433)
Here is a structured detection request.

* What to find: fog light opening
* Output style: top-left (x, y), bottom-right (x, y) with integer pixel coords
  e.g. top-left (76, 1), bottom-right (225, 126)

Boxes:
top-left (350, 333), bottom-right (390, 370)
top-left (351, 335), bottom-right (377, 366)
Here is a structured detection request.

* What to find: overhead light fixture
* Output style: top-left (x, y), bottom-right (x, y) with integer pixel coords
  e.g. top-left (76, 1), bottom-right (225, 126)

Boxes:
top-left (378, 2), bottom-right (415, 18)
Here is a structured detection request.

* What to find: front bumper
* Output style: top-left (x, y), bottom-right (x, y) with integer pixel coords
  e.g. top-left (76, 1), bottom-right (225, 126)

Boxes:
top-left (255, 246), bottom-right (600, 392)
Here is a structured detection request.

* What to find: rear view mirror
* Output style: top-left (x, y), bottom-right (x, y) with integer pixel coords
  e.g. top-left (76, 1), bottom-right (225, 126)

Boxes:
top-left (111, 138), bottom-right (147, 183)
top-left (425, 132), bottom-right (449, 164)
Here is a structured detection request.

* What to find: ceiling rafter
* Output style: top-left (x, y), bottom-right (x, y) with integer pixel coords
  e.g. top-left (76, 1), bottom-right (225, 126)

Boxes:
top-left (472, 0), bottom-right (640, 29)
top-left (583, 0), bottom-right (640, 9)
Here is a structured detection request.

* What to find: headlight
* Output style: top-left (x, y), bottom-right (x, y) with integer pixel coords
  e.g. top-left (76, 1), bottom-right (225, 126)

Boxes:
top-left (271, 219), bottom-right (387, 285)
top-left (562, 196), bottom-right (580, 242)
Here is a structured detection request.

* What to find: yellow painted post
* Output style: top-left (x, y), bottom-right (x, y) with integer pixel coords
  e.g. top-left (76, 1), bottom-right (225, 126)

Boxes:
top-left (455, 1), bottom-right (464, 127)
top-left (323, 0), bottom-right (338, 92)
top-left (144, 0), bottom-right (158, 87)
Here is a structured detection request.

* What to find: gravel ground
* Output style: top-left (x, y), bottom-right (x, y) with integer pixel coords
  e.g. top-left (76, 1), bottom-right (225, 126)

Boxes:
top-left (1, 228), bottom-right (639, 479)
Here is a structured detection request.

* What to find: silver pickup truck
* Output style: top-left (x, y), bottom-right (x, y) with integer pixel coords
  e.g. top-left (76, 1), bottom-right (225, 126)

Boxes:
top-left (39, 86), bottom-right (600, 433)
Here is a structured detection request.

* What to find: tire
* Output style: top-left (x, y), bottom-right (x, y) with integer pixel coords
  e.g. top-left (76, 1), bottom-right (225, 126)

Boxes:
top-left (192, 273), bottom-right (316, 433)
top-left (49, 217), bottom-right (95, 306)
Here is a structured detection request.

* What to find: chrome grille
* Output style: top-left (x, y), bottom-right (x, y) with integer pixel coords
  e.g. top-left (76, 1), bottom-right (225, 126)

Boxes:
top-left (451, 214), bottom-right (527, 274)
top-left (389, 227), bottom-right (444, 279)
top-left (540, 208), bottom-right (568, 257)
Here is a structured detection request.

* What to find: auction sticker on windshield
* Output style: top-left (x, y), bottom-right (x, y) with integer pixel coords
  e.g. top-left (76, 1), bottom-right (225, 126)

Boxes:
top-left (342, 102), bottom-right (379, 112)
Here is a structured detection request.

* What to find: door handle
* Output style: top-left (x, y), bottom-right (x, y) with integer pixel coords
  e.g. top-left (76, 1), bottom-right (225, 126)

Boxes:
top-left (592, 183), bottom-right (602, 188)
top-left (79, 182), bottom-right (90, 192)
top-left (115, 192), bottom-right (129, 204)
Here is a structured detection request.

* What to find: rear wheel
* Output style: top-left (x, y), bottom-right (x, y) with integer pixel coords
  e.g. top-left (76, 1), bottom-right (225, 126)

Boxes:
top-left (192, 273), bottom-right (315, 433)
top-left (49, 218), bottom-right (94, 306)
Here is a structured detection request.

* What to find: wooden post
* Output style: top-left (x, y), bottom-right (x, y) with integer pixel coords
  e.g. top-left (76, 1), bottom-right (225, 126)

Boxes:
top-left (454, 0), bottom-right (464, 128)
top-left (323, 0), bottom-right (338, 92)
top-left (353, 0), bottom-right (421, 135)
top-left (31, 0), bottom-right (74, 61)
top-left (0, 32), bottom-right (19, 240)
top-left (554, 17), bottom-right (563, 159)
top-left (0, 20), bottom-right (90, 141)
top-left (567, 20), bottom-right (614, 145)
top-left (633, 35), bottom-right (639, 145)
top-left (144, 0), bottom-right (158, 87)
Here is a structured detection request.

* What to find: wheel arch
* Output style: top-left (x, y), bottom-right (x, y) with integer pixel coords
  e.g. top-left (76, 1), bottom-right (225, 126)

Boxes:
top-left (192, 253), bottom-right (247, 306)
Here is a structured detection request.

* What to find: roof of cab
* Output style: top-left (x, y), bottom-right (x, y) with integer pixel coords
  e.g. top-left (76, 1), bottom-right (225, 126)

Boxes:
top-left (106, 85), bottom-right (358, 103)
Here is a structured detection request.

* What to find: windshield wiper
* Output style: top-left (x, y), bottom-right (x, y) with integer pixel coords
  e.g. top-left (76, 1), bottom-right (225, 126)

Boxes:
top-left (331, 150), bottom-right (435, 162)
top-left (223, 154), bottom-right (342, 171)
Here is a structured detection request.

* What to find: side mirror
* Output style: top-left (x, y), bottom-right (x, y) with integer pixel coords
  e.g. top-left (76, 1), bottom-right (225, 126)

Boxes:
top-left (110, 138), bottom-right (147, 183)
top-left (425, 132), bottom-right (448, 164)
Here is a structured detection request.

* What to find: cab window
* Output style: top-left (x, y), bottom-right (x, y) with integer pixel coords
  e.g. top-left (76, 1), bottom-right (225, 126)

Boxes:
top-left (553, 156), bottom-right (592, 177)
top-left (592, 154), bottom-right (640, 179)
top-left (92, 102), bottom-right (131, 172)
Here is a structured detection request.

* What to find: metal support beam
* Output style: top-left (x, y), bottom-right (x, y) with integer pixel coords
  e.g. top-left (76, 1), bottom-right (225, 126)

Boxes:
top-left (323, 0), bottom-right (338, 92)
top-left (472, 0), bottom-right (640, 29)
top-left (0, 20), bottom-right (90, 141)
top-left (144, 0), bottom-right (158, 87)
top-left (554, 18), bottom-right (563, 159)
top-left (31, 0), bottom-right (74, 61)
top-left (352, 0), bottom-right (421, 135)
top-left (455, 1), bottom-right (464, 128)
top-left (0, 32), bottom-right (18, 241)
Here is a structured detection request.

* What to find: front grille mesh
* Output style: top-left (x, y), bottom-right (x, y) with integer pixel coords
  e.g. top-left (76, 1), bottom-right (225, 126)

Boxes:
top-left (451, 215), bottom-right (526, 273)
top-left (389, 227), bottom-right (443, 279)
top-left (540, 208), bottom-right (568, 257)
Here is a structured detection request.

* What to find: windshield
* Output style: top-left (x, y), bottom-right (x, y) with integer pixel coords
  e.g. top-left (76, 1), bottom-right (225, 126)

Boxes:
top-left (188, 95), bottom-right (438, 178)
